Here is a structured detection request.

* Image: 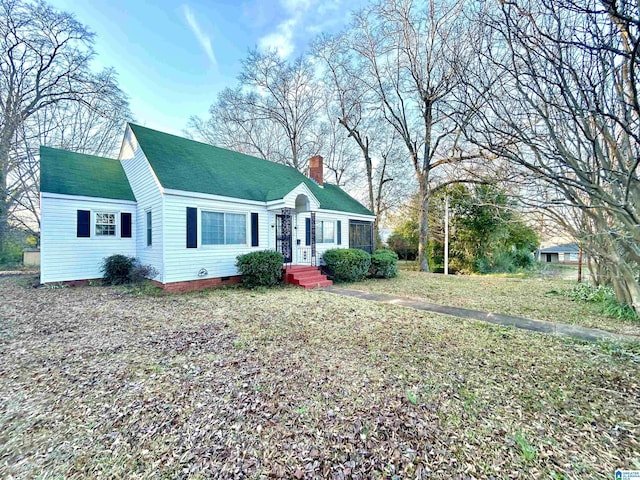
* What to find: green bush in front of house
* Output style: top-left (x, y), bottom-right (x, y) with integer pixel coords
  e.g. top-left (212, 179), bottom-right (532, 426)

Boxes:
top-left (102, 254), bottom-right (135, 285)
top-left (323, 248), bottom-right (371, 283)
top-left (236, 250), bottom-right (284, 288)
top-left (369, 249), bottom-right (399, 278)
top-left (101, 254), bottom-right (159, 285)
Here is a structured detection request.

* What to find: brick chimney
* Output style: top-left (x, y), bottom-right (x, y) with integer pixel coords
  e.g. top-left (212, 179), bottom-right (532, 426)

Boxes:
top-left (308, 155), bottom-right (323, 186)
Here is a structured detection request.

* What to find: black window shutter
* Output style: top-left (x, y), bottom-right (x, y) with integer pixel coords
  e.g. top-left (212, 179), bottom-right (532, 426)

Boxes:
top-left (305, 218), bottom-right (311, 246)
top-left (186, 207), bottom-right (197, 248)
top-left (121, 213), bottom-right (132, 238)
top-left (77, 210), bottom-right (90, 238)
top-left (251, 213), bottom-right (259, 247)
top-left (337, 220), bottom-right (342, 245)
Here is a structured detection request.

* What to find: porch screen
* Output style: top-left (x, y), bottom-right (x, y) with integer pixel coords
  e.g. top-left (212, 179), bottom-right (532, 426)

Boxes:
top-left (349, 220), bottom-right (374, 254)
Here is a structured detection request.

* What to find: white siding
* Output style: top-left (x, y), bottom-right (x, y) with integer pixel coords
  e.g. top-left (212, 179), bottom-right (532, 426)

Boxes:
top-left (119, 127), bottom-right (164, 282)
top-left (40, 194), bottom-right (136, 283)
top-left (293, 211), bottom-right (357, 264)
top-left (162, 194), bottom-right (271, 283)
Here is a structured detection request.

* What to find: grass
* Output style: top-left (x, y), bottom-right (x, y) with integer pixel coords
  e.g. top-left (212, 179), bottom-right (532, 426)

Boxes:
top-left (0, 275), bottom-right (639, 478)
top-left (350, 270), bottom-right (640, 337)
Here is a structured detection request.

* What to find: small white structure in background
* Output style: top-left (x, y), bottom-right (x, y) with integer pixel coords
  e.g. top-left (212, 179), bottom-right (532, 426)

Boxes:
top-left (22, 249), bottom-right (40, 267)
top-left (536, 243), bottom-right (580, 264)
top-left (39, 124), bottom-right (375, 291)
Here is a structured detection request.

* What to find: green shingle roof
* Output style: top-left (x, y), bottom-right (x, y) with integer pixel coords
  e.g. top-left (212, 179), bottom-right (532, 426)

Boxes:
top-left (130, 123), bottom-right (373, 216)
top-left (40, 146), bottom-right (135, 201)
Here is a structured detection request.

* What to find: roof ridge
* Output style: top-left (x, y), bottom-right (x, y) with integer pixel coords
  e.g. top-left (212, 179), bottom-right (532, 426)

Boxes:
top-left (128, 123), bottom-right (374, 216)
top-left (128, 123), bottom-right (297, 171)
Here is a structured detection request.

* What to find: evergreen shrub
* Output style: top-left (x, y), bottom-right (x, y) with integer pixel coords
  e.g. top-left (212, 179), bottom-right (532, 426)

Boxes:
top-left (236, 250), bottom-right (284, 288)
top-left (369, 249), bottom-right (399, 278)
top-left (323, 248), bottom-right (371, 282)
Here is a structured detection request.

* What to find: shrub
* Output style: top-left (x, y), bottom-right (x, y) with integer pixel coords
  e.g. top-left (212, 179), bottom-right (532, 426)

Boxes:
top-left (323, 248), bottom-right (371, 282)
top-left (387, 233), bottom-right (418, 261)
top-left (568, 283), bottom-right (611, 303)
top-left (567, 283), bottom-right (639, 321)
top-left (129, 263), bottom-right (159, 284)
top-left (101, 255), bottom-right (158, 285)
top-left (236, 250), bottom-right (284, 289)
top-left (369, 249), bottom-right (398, 278)
top-left (0, 237), bottom-right (25, 266)
top-left (102, 255), bottom-right (136, 285)
top-left (512, 248), bottom-right (535, 269)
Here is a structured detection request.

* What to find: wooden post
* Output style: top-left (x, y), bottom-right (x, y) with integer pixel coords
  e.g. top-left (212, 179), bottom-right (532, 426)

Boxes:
top-left (577, 247), bottom-right (583, 283)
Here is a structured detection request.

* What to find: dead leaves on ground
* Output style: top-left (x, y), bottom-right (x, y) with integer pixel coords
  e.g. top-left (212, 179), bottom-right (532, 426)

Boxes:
top-left (0, 277), bottom-right (638, 479)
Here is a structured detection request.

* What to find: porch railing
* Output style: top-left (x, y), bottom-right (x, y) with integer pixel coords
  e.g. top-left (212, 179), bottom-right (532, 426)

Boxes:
top-left (296, 246), bottom-right (317, 266)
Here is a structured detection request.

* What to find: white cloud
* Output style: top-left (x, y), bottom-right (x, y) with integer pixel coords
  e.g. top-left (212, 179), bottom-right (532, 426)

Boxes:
top-left (182, 5), bottom-right (218, 68)
top-left (281, 0), bottom-right (313, 14)
top-left (258, 17), bottom-right (297, 58)
top-left (256, 0), bottom-right (357, 59)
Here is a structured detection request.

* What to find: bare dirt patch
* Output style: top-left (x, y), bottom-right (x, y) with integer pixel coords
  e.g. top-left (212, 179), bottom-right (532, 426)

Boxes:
top-left (1, 275), bottom-right (638, 479)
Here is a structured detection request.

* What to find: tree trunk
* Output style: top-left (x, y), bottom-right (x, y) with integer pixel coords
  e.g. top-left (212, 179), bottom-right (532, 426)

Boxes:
top-left (0, 132), bottom-right (12, 254)
top-left (418, 177), bottom-right (430, 272)
top-left (365, 153), bottom-right (378, 248)
top-left (611, 253), bottom-right (640, 313)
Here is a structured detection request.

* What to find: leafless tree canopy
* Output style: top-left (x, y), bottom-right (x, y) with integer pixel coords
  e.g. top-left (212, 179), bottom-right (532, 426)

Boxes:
top-left (313, 32), bottom-right (410, 241)
top-left (189, 50), bottom-right (324, 172)
top-left (0, 0), bottom-right (131, 243)
top-left (463, 0), bottom-right (640, 310)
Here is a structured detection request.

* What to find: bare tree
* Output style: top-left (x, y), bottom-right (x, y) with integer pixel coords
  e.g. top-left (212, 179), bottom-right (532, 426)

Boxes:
top-left (190, 50), bottom-right (323, 173)
top-left (313, 32), bottom-right (408, 240)
top-left (349, 0), bottom-right (481, 271)
top-left (187, 87), bottom-right (283, 161)
top-left (464, 0), bottom-right (640, 311)
top-left (313, 96), bottom-right (359, 186)
top-left (8, 68), bottom-right (132, 235)
top-left (0, 0), bottom-right (125, 249)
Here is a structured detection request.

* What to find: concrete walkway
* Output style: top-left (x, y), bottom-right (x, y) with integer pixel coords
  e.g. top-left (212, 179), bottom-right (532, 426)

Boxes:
top-left (324, 286), bottom-right (640, 344)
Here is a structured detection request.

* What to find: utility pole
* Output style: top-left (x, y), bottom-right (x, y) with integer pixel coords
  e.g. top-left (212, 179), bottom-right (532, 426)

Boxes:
top-left (444, 194), bottom-right (449, 275)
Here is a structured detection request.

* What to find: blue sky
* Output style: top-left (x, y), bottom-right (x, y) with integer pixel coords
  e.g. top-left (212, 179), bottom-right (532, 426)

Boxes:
top-left (48, 0), bottom-right (369, 136)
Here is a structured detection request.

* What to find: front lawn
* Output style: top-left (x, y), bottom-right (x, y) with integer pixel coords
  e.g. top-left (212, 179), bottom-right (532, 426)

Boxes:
top-left (351, 271), bottom-right (640, 337)
top-left (0, 275), bottom-right (638, 478)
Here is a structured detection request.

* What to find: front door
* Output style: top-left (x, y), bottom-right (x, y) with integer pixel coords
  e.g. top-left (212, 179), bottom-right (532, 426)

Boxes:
top-left (276, 212), bottom-right (292, 263)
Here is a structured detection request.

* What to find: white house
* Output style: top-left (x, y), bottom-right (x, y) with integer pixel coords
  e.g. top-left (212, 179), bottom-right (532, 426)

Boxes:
top-left (536, 243), bottom-right (580, 264)
top-left (40, 124), bottom-right (375, 291)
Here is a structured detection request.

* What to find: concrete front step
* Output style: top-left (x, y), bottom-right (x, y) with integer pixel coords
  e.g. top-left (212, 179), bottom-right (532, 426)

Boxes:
top-left (283, 265), bottom-right (332, 289)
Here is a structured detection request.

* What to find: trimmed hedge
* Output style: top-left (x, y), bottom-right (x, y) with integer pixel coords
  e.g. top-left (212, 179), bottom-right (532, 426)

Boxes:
top-left (323, 248), bottom-right (371, 282)
top-left (236, 250), bottom-right (284, 288)
top-left (369, 249), bottom-right (399, 278)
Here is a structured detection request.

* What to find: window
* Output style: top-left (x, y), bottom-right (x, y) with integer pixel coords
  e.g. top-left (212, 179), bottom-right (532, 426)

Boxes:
top-left (316, 220), bottom-right (335, 243)
top-left (146, 210), bottom-right (152, 246)
top-left (349, 220), bottom-right (374, 253)
top-left (95, 213), bottom-right (116, 236)
top-left (201, 211), bottom-right (246, 245)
